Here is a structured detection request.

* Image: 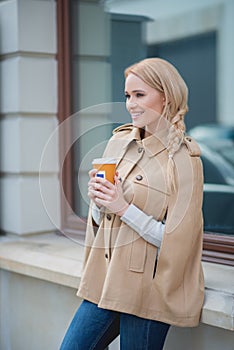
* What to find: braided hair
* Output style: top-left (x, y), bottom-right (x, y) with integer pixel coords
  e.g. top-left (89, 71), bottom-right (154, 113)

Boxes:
top-left (125, 58), bottom-right (188, 192)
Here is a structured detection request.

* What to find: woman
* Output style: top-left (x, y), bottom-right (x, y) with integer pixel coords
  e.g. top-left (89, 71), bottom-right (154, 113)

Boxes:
top-left (60, 58), bottom-right (204, 349)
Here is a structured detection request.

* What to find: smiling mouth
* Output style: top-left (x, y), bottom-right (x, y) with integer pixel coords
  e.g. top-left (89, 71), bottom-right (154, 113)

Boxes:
top-left (131, 112), bottom-right (144, 118)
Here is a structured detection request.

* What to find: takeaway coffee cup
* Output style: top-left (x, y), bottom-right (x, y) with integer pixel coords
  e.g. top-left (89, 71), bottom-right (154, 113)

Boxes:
top-left (92, 158), bottom-right (117, 184)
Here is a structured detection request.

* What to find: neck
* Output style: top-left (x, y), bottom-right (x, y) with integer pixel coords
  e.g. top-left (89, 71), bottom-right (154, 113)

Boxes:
top-left (144, 116), bottom-right (170, 138)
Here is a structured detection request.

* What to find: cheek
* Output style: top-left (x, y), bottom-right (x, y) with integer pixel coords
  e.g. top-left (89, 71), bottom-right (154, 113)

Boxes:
top-left (149, 98), bottom-right (164, 113)
top-left (145, 109), bottom-right (162, 121)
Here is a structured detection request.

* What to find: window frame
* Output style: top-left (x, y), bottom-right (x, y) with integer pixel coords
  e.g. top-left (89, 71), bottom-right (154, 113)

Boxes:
top-left (57, 0), bottom-right (234, 266)
top-left (57, 0), bottom-right (86, 237)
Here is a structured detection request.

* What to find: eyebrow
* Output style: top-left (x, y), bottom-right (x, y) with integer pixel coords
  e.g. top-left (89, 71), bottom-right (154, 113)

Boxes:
top-left (124, 89), bottom-right (146, 94)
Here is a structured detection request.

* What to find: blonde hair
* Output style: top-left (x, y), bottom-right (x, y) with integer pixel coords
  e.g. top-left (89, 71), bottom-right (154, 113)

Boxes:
top-left (125, 58), bottom-right (188, 192)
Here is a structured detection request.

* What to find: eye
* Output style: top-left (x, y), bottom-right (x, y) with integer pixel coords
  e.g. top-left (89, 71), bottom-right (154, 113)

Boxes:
top-left (136, 93), bottom-right (144, 97)
top-left (125, 94), bottom-right (130, 99)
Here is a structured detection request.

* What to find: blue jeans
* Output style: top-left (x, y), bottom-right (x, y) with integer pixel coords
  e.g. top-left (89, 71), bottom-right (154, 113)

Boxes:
top-left (60, 300), bottom-right (170, 350)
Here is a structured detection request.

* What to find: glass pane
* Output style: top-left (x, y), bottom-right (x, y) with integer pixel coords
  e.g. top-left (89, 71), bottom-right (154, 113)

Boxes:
top-left (189, 124), bottom-right (234, 236)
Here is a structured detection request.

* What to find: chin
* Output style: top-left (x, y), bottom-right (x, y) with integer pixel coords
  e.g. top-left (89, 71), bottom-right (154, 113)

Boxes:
top-left (132, 120), bottom-right (144, 128)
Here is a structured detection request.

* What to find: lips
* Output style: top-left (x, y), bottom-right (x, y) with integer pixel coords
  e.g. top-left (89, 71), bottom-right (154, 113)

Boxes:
top-left (131, 111), bottom-right (144, 119)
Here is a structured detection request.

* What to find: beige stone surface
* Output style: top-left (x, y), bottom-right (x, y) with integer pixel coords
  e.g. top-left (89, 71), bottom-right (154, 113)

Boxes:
top-left (0, 233), bottom-right (84, 288)
top-left (201, 262), bottom-right (234, 331)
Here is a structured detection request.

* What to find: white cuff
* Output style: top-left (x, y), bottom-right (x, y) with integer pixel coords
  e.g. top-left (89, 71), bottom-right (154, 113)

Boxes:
top-left (92, 203), bottom-right (104, 226)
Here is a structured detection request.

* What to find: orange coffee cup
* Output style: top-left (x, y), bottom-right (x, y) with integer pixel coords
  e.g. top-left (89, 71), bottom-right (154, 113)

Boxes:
top-left (92, 158), bottom-right (117, 184)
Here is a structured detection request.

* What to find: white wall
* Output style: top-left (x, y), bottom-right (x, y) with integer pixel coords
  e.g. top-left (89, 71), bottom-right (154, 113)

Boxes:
top-left (108, 0), bottom-right (234, 126)
top-left (0, 269), bottom-right (81, 350)
top-left (0, 0), bottom-right (60, 234)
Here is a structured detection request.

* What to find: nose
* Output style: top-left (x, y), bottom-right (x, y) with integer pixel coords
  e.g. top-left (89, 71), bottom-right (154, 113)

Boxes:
top-left (126, 99), bottom-right (138, 110)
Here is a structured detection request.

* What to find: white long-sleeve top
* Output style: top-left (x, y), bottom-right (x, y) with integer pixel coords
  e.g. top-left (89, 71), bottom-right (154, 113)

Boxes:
top-left (92, 203), bottom-right (165, 248)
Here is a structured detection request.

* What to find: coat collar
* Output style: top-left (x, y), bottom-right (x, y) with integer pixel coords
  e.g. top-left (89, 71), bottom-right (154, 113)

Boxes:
top-left (141, 129), bottom-right (168, 157)
top-left (121, 125), bottom-right (168, 157)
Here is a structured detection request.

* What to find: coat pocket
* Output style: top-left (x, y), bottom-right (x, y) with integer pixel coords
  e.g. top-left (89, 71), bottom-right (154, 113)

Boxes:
top-left (128, 230), bottom-right (147, 273)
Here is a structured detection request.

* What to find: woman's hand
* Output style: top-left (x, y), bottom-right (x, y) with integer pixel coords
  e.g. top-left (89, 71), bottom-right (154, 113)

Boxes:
top-left (88, 169), bottom-right (129, 216)
top-left (88, 169), bottom-right (102, 208)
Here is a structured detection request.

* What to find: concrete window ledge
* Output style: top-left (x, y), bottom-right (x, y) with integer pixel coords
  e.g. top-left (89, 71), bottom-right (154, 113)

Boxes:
top-left (0, 233), bottom-right (84, 289)
top-left (201, 261), bottom-right (234, 331)
top-left (0, 233), bottom-right (233, 331)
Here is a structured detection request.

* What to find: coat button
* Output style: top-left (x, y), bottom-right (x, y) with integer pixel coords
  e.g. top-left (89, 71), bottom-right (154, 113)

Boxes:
top-left (136, 175), bottom-right (143, 181)
top-left (138, 147), bottom-right (144, 153)
top-left (105, 253), bottom-right (108, 259)
top-left (106, 214), bottom-right (112, 220)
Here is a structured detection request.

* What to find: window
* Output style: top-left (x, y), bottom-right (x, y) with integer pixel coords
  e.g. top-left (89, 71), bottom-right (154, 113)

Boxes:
top-left (57, 0), bottom-right (234, 265)
top-left (189, 124), bottom-right (234, 265)
top-left (149, 33), bottom-right (234, 265)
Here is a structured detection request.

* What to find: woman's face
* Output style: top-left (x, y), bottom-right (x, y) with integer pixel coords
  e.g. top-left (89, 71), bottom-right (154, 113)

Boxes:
top-left (125, 73), bottom-right (165, 136)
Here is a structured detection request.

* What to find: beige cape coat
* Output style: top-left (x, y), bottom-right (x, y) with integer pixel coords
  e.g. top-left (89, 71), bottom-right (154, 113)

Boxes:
top-left (77, 124), bottom-right (204, 327)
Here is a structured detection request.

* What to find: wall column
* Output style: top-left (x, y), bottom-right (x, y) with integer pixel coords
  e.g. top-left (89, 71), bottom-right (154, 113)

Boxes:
top-left (0, 0), bottom-right (60, 235)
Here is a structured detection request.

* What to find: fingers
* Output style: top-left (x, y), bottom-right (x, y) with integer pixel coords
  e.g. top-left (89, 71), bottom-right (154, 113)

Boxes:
top-left (88, 175), bottom-right (114, 202)
top-left (87, 170), bottom-right (127, 215)
top-left (114, 174), bottom-right (122, 185)
top-left (88, 183), bottom-right (115, 200)
top-left (89, 168), bottom-right (98, 179)
top-left (88, 175), bottom-right (114, 190)
top-left (88, 169), bottom-right (123, 210)
top-left (88, 179), bottom-right (117, 201)
top-left (88, 188), bottom-right (113, 209)
top-left (89, 188), bottom-right (112, 202)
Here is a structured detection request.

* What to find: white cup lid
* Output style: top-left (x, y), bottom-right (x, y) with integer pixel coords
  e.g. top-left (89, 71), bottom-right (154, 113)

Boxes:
top-left (92, 157), bottom-right (117, 164)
